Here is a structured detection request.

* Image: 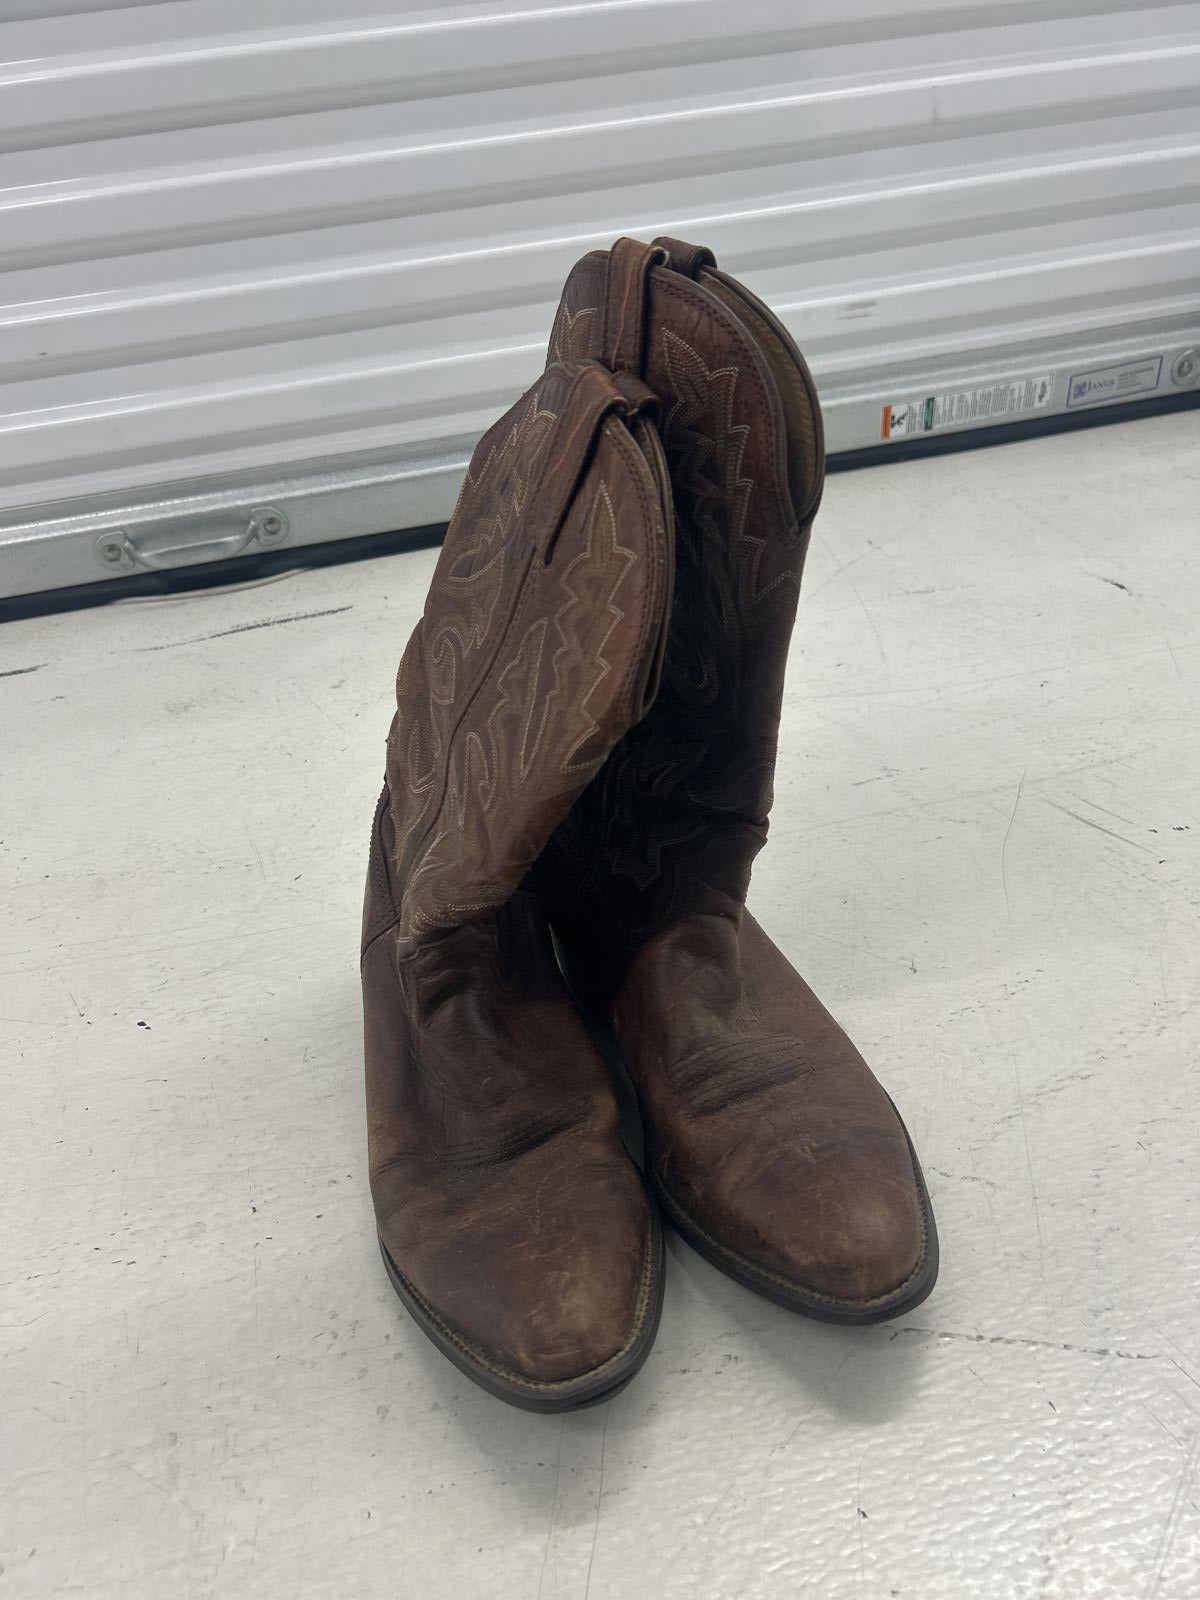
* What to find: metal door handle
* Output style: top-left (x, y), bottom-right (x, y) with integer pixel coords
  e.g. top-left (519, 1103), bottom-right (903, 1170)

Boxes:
top-left (95, 506), bottom-right (288, 573)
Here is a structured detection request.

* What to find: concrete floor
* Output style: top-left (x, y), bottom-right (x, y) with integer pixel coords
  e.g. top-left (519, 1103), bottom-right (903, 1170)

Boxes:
top-left (2, 412), bottom-right (1199, 1600)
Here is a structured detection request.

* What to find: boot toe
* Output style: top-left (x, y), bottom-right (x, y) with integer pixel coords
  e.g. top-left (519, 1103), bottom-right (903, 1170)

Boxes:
top-left (661, 1111), bottom-right (932, 1315)
top-left (742, 1149), bottom-right (926, 1304)
top-left (381, 1145), bottom-right (659, 1388)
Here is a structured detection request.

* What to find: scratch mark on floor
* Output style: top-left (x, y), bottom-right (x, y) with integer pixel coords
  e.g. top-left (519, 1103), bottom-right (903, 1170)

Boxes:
top-left (300, 686), bottom-right (352, 742)
top-left (135, 606), bottom-right (352, 651)
top-left (1097, 576), bottom-right (1132, 594)
top-left (1014, 1058), bottom-right (1049, 1310)
top-left (794, 926), bottom-right (917, 973)
top-left (1142, 1403), bottom-right (1187, 1452)
top-left (1064, 793), bottom-right (1139, 829)
top-left (774, 1332), bottom-right (868, 1460)
top-left (927, 1166), bottom-right (999, 1189)
top-left (1166, 638), bottom-right (1195, 711)
top-left (848, 577), bottom-right (889, 676)
top-left (1038, 796), bottom-right (1157, 855)
top-left (583, 1408), bottom-right (610, 1600)
top-left (536, 1418), bottom-right (567, 1600)
top-left (247, 833), bottom-right (267, 886)
top-left (856, 1443), bottom-right (870, 1594)
top-left (0, 662), bottom-right (46, 678)
top-left (805, 532), bottom-right (876, 600)
top-left (805, 641), bottom-right (1169, 705)
top-left (900, 1326), bottom-right (1160, 1363)
top-left (1146, 1431), bottom-right (1200, 1599)
top-left (1000, 769), bottom-right (1027, 924)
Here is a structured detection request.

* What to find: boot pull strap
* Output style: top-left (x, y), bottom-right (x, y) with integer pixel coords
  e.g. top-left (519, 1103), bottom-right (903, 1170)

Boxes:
top-left (651, 235), bottom-right (717, 278)
top-left (601, 237), bottom-right (667, 374)
top-left (530, 362), bottom-right (657, 562)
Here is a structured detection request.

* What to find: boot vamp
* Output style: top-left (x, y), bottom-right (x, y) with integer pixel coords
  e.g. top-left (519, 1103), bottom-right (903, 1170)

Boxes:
top-left (615, 911), bottom-right (924, 1304)
top-left (366, 933), bottom-right (653, 1384)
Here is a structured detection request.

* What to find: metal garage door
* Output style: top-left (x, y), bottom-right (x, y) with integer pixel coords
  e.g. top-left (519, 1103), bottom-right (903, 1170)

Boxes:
top-left (2, 1), bottom-right (1198, 598)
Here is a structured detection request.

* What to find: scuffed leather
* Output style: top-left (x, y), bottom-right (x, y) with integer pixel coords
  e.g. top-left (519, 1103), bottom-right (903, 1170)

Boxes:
top-left (363, 360), bottom-right (672, 1386)
top-left (539, 242), bottom-right (933, 1309)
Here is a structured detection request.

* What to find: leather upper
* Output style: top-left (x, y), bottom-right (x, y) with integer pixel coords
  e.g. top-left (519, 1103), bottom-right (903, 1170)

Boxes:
top-left (544, 246), bottom-right (822, 931)
top-left (362, 359), bottom-right (673, 1386)
top-left (378, 359), bottom-right (673, 947)
top-left (538, 240), bottom-right (932, 1311)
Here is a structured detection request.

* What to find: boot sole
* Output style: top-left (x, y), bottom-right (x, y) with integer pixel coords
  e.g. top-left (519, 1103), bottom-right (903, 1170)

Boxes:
top-left (650, 1105), bottom-right (939, 1325)
top-left (377, 1204), bottom-right (665, 1413)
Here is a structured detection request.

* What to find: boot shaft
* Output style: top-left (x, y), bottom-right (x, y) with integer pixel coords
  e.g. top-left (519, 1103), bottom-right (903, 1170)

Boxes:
top-left (376, 358), bottom-right (674, 952)
top-left (542, 239), bottom-right (826, 937)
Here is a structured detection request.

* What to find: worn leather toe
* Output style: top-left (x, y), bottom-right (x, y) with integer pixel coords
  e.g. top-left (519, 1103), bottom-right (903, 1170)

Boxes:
top-left (700, 1125), bottom-right (924, 1304)
top-left (607, 914), bottom-right (935, 1317)
top-left (377, 1131), bottom-right (656, 1385)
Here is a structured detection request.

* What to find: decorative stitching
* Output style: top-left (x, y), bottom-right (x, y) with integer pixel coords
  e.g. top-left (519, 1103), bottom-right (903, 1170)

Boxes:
top-left (543, 265), bottom-right (805, 930)
top-left (556, 482), bottom-right (635, 775)
top-left (549, 304), bottom-right (596, 365)
top-left (388, 391), bottom-right (558, 875)
top-left (396, 420), bottom-right (660, 940)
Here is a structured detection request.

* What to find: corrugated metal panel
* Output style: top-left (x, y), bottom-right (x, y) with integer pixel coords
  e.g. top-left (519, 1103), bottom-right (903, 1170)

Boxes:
top-left (1, 0), bottom-right (1198, 596)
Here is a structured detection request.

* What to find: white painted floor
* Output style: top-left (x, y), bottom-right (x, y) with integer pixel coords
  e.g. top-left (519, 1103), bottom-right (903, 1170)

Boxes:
top-left (3, 413), bottom-right (1199, 1600)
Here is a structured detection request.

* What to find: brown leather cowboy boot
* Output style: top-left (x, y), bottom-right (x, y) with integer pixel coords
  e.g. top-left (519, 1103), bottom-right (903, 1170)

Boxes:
top-left (538, 238), bottom-right (938, 1323)
top-left (362, 360), bottom-right (673, 1408)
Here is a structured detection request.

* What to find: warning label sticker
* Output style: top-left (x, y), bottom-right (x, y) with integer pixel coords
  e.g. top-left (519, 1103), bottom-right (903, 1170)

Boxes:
top-left (881, 373), bottom-right (1054, 441)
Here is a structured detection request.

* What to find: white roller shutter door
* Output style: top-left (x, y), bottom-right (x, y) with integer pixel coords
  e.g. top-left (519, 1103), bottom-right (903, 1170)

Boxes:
top-left (1, 1), bottom-right (1198, 596)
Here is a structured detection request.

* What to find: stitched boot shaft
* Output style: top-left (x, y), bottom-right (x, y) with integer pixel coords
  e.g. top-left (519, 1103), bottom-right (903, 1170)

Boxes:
top-left (538, 241), bottom-right (939, 1321)
top-left (544, 239), bottom-right (824, 937)
top-left (361, 360), bottom-right (672, 1408)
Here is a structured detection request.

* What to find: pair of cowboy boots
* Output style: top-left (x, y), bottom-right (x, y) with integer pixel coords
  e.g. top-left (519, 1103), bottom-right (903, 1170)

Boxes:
top-left (361, 237), bottom-right (938, 1411)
